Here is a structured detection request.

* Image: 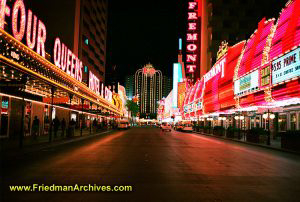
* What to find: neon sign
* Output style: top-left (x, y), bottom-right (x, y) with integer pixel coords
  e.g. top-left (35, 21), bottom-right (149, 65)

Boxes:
top-left (105, 86), bottom-right (113, 103)
top-left (53, 37), bottom-right (83, 82)
top-left (272, 47), bottom-right (300, 85)
top-left (203, 57), bottom-right (226, 83)
top-left (88, 71), bottom-right (100, 95)
top-left (0, 0), bottom-right (47, 57)
top-left (0, 0), bottom-right (84, 83)
top-left (186, 1), bottom-right (199, 73)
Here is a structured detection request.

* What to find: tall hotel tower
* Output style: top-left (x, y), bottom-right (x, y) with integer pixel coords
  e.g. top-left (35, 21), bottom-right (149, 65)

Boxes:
top-left (135, 64), bottom-right (162, 119)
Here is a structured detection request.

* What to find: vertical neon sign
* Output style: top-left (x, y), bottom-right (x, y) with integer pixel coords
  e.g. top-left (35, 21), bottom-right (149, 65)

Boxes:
top-left (186, 0), bottom-right (200, 76)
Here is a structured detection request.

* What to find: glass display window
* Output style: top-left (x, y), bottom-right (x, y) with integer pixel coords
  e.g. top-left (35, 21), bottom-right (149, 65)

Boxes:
top-left (290, 113), bottom-right (296, 131)
top-left (278, 114), bottom-right (287, 132)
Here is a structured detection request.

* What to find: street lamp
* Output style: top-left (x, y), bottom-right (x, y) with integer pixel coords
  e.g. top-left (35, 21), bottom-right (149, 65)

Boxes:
top-left (234, 114), bottom-right (244, 139)
top-left (263, 110), bottom-right (275, 145)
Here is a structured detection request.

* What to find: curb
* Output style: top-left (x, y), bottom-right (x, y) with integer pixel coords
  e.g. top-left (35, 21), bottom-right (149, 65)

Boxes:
top-left (2, 130), bottom-right (114, 158)
top-left (192, 131), bottom-right (300, 155)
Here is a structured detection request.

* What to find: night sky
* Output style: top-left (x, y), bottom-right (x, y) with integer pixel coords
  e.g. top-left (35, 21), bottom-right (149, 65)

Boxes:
top-left (106, 0), bottom-right (188, 84)
top-left (106, 0), bottom-right (287, 85)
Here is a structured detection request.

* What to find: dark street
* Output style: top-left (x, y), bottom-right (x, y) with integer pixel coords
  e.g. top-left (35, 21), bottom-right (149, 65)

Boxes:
top-left (2, 128), bottom-right (300, 201)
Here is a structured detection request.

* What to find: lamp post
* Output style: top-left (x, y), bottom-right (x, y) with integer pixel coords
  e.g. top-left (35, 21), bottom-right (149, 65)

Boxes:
top-left (235, 113), bottom-right (244, 139)
top-left (263, 109), bottom-right (275, 145)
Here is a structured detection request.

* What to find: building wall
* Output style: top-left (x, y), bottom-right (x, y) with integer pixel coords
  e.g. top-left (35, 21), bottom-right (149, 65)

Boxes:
top-left (162, 76), bottom-right (172, 98)
top-left (79, 0), bottom-right (108, 84)
top-left (125, 75), bottom-right (134, 99)
top-left (201, 0), bottom-right (284, 74)
top-left (135, 68), bottom-right (162, 118)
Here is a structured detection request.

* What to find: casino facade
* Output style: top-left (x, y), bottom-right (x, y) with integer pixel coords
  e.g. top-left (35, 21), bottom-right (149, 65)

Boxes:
top-left (0, 0), bottom-right (122, 140)
top-left (181, 0), bottom-right (300, 135)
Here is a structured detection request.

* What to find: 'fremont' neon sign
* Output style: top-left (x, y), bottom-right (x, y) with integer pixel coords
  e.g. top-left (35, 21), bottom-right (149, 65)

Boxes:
top-left (0, 0), bottom-right (47, 57)
top-left (204, 57), bottom-right (226, 83)
top-left (186, 1), bottom-right (199, 73)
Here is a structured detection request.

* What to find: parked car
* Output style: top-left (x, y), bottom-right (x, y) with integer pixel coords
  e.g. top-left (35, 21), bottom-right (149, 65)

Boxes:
top-left (161, 122), bottom-right (172, 132)
top-left (174, 124), bottom-right (184, 131)
top-left (182, 124), bottom-right (193, 132)
top-left (118, 120), bottom-right (130, 130)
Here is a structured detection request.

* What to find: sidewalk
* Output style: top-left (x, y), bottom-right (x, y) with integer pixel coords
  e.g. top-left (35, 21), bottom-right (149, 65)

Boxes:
top-left (192, 130), bottom-right (300, 155)
top-left (0, 129), bottom-right (114, 158)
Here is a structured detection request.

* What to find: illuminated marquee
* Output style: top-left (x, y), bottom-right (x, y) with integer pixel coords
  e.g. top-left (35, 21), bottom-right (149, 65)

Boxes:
top-left (54, 37), bottom-right (83, 82)
top-left (234, 70), bottom-right (259, 95)
top-left (88, 71), bottom-right (100, 95)
top-left (272, 46), bottom-right (300, 85)
top-left (0, 0), bottom-right (47, 57)
top-left (186, 1), bottom-right (199, 73)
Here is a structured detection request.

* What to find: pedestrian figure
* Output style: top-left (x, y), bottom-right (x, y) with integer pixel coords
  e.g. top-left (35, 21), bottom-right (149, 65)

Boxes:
top-left (24, 115), bottom-right (30, 136)
top-left (32, 116), bottom-right (40, 140)
top-left (70, 118), bottom-right (76, 137)
top-left (53, 116), bottom-right (60, 138)
top-left (61, 118), bottom-right (66, 137)
top-left (93, 119), bottom-right (97, 131)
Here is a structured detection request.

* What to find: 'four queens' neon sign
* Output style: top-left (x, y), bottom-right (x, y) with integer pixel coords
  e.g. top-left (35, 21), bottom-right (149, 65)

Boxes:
top-left (0, 0), bottom-right (47, 57)
top-left (0, 0), bottom-right (84, 83)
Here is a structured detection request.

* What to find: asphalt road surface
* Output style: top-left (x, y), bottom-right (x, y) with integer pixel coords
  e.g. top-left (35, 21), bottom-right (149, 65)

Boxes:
top-left (1, 127), bottom-right (300, 201)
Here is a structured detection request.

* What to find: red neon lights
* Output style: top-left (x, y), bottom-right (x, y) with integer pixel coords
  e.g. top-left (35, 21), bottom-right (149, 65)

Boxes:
top-left (187, 54), bottom-right (197, 62)
top-left (270, 0), bottom-right (300, 61)
top-left (187, 44), bottom-right (197, 51)
top-left (89, 71), bottom-right (100, 95)
top-left (0, 0), bottom-right (10, 29)
top-left (54, 37), bottom-right (83, 82)
top-left (188, 12), bottom-right (197, 20)
top-left (244, 18), bottom-right (265, 72)
top-left (187, 33), bottom-right (198, 41)
top-left (0, 0), bottom-right (47, 57)
top-left (26, 10), bottom-right (37, 49)
top-left (53, 38), bottom-right (61, 67)
top-left (238, 19), bottom-right (274, 78)
top-left (188, 2), bottom-right (197, 9)
top-left (187, 65), bottom-right (196, 72)
top-left (36, 20), bottom-right (46, 57)
top-left (61, 44), bottom-right (66, 71)
top-left (188, 23), bottom-right (197, 30)
top-left (12, 0), bottom-right (26, 42)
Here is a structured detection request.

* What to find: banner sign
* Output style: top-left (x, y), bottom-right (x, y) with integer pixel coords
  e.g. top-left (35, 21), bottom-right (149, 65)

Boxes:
top-left (43, 97), bottom-right (69, 104)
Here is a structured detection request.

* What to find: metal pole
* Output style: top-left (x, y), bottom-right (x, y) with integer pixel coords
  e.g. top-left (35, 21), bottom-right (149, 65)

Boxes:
top-left (49, 86), bottom-right (55, 142)
top-left (238, 112), bottom-right (241, 139)
top-left (80, 98), bottom-right (84, 136)
top-left (19, 84), bottom-right (25, 148)
top-left (90, 102), bottom-right (92, 135)
top-left (267, 109), bottom-right (271, 145)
